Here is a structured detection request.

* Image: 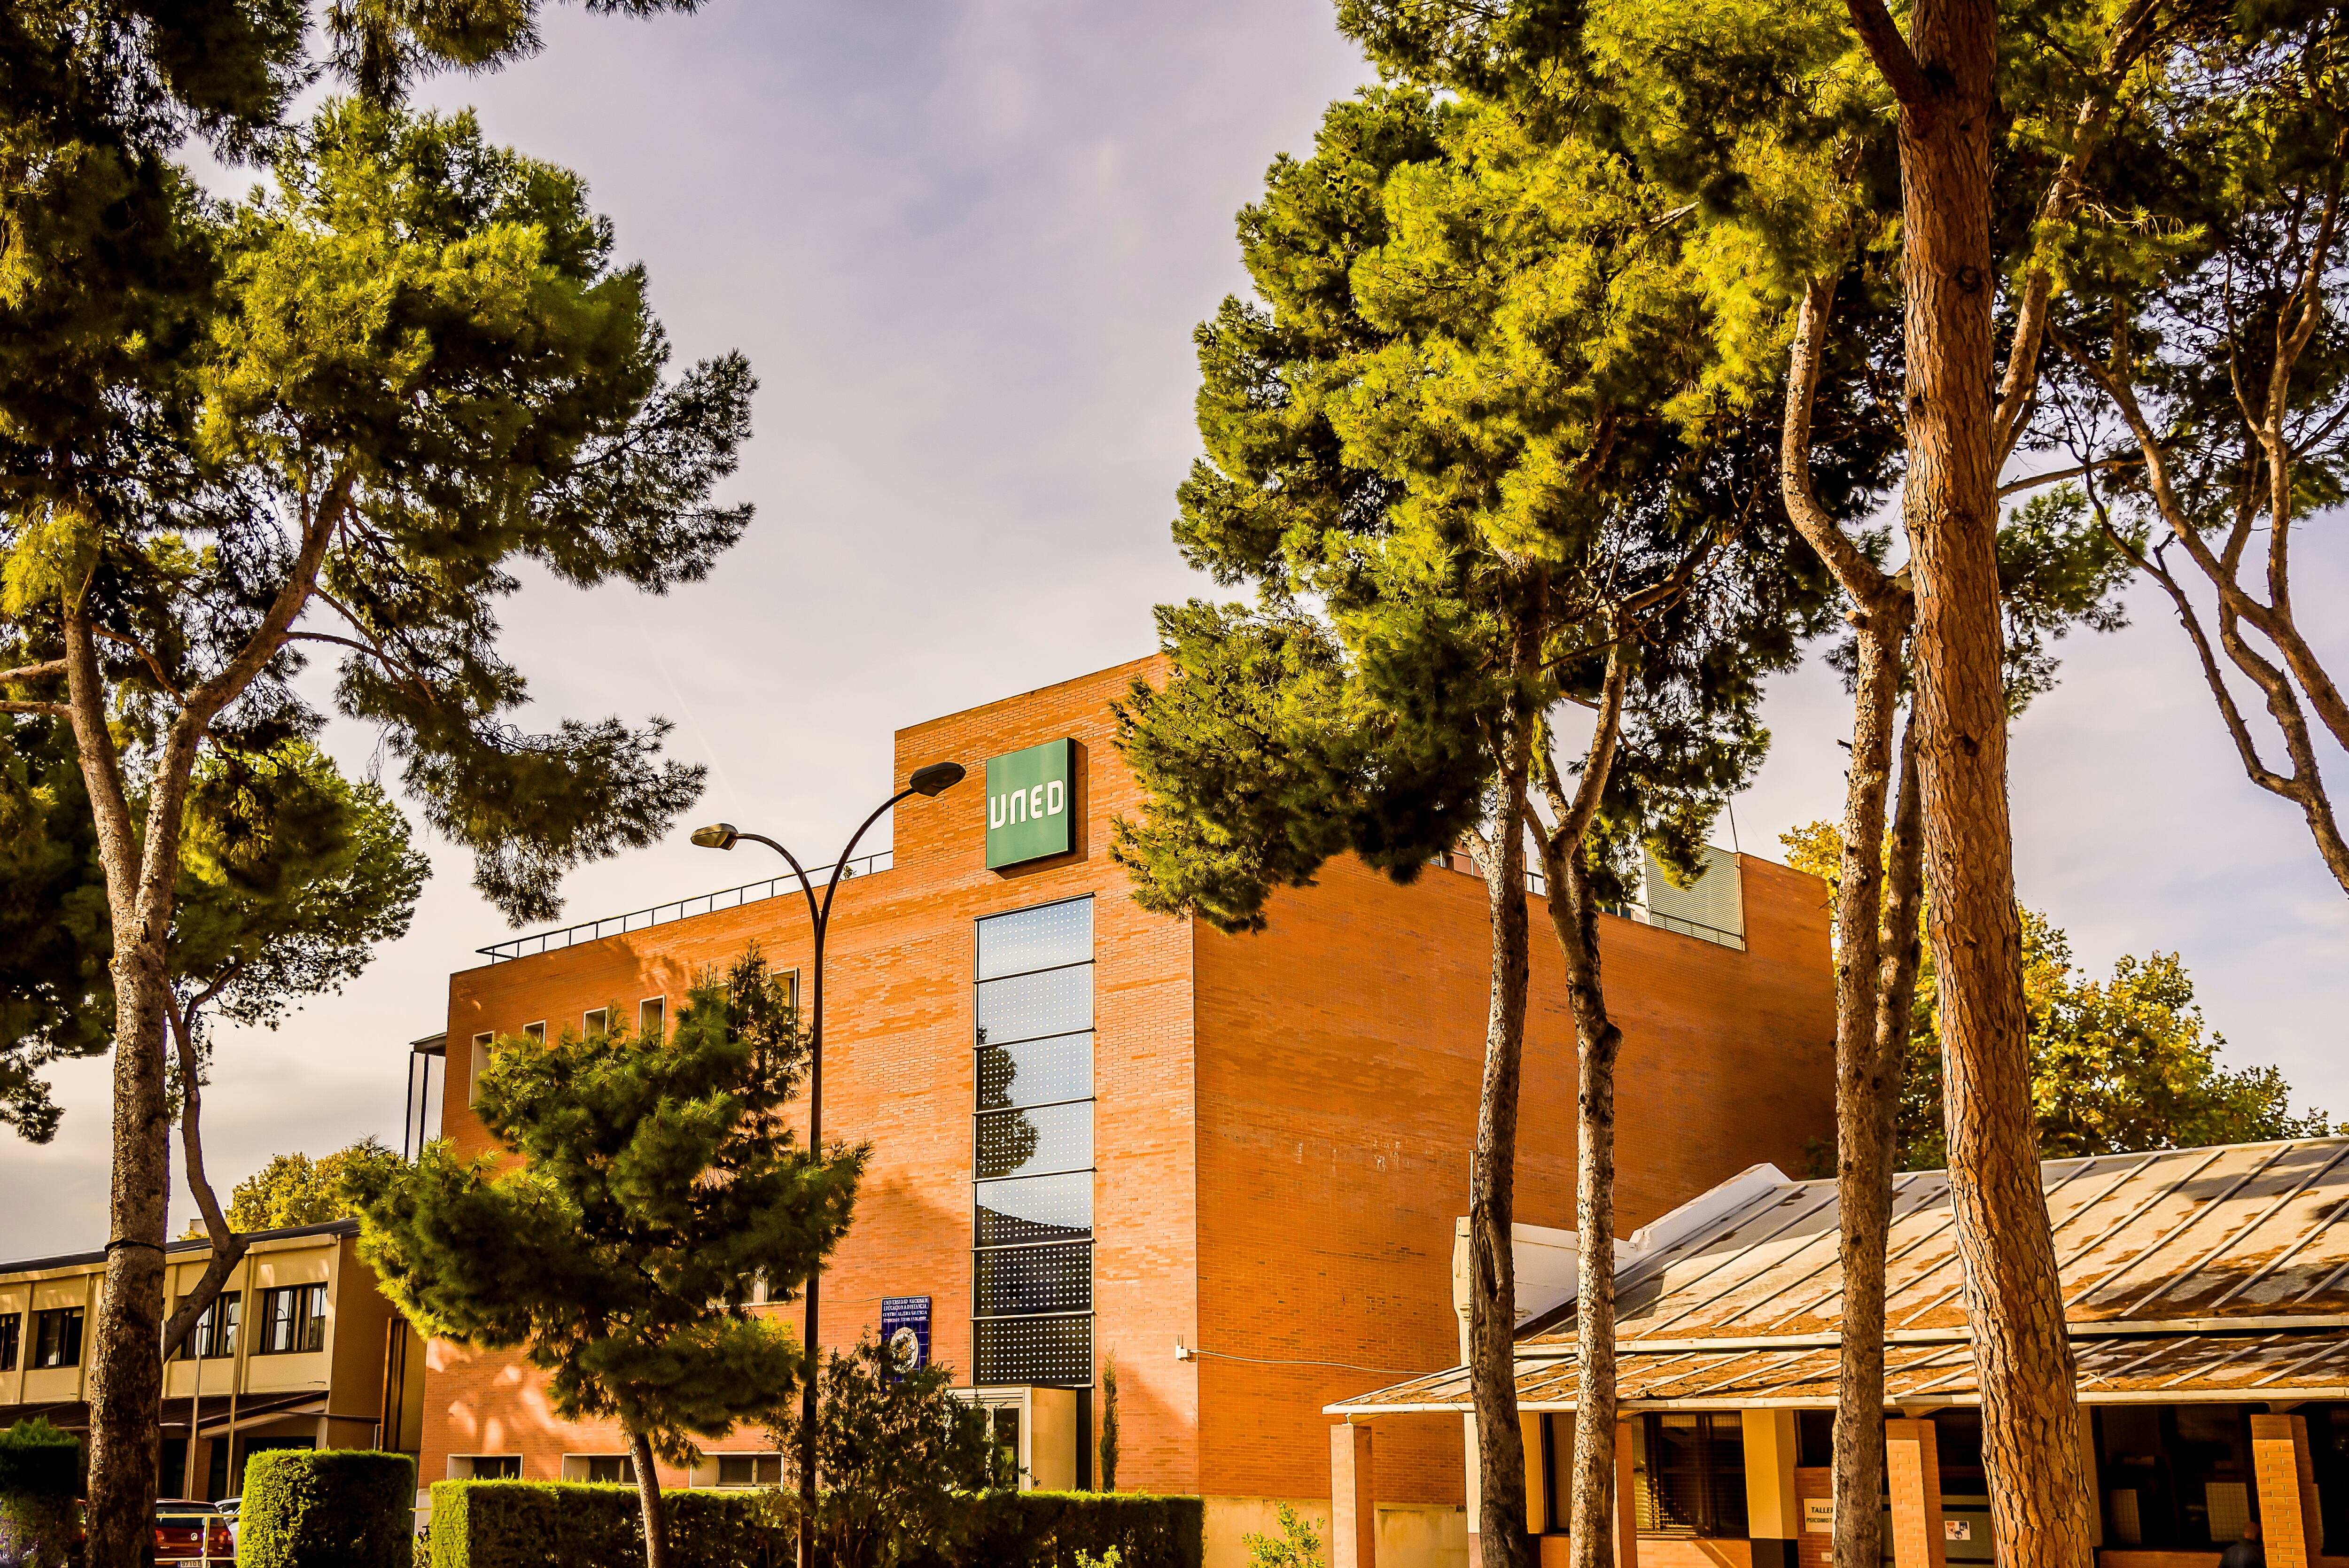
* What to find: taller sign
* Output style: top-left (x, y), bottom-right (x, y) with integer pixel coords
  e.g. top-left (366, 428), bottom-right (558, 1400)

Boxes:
top-left (985, 738), bottom-right (1075, 869)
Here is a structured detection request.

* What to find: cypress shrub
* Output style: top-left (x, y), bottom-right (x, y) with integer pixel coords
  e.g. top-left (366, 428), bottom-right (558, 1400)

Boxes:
top-left (0, 1419), bottom-right (81, 1568)
top-left (239, 1450), bottom-right (416, 1568)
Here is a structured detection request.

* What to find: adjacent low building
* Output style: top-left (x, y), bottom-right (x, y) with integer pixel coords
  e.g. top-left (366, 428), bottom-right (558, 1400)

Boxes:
top-left (414, 655), bottom-right (1839, 1565)
top-left (0, 1218), bottom-right (426, 1500)
top-left (1330, 1135), bottom-right (2349, 1568)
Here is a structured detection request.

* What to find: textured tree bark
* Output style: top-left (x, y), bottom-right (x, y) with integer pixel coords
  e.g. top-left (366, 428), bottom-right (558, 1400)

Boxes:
top-left (1534, 640), bottom-right (1631, 1568)
top-left (1880, 0), bottom-right (2097, 1549)
top-left (630, 1426), bottom-right (672, 1568)
top-left (1466, 593), bottom-right (1545, 1568)
top-left (1829, 616), bottom-right (1907, 1568)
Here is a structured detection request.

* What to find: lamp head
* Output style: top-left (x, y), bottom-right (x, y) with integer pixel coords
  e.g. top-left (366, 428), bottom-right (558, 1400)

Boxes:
top-left (689, 823), bottom-right (739, 851)
top-left (908, 761), bottom-right (966, 798)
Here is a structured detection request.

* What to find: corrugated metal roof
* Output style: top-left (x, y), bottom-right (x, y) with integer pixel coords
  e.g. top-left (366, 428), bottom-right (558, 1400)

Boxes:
top-left (1331, 1136), bottom-right (2349, 1415)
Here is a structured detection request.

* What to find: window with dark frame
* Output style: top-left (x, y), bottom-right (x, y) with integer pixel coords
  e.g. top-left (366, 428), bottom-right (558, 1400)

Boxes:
top-left (717, 1454), bottom-right (782, 1487)
top-left (971, 895), bottom-right (1094, 1387)
top-left (582, 1455), bottom-right (637, 1484)
top-left (255, 1283), bottom-right (327, 1354)
top-left (1639, 1412), bottom-right (1748, 1539)
top-left (0, 1312), bottom-right (17, 1372)
top-left (173, 1292), bottom-right (239, 1360)
top-left (31, 1306), bottom-right (81, 1369)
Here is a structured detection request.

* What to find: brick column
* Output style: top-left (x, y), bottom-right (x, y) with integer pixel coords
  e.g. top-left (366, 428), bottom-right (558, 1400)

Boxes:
top-left (1332, 1423), bottom-right (1377, 1568)
top-left (2251, 1413), bottom-right (2321, 1568)
top-left (1614, 1418), bottom-right (1641, 1568)
top-left (1884, 1418), bottom-right (1947, 1568)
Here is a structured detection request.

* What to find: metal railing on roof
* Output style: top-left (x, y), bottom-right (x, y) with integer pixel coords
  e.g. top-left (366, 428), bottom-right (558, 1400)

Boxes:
top-left (475, 850), bottom-right (893, 963)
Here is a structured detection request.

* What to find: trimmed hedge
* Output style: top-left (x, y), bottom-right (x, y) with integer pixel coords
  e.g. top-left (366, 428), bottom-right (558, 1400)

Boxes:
top-left (240, 1450), bottom-right (416, 1568)
top-left (951, 1492), bottom-right (1204, 1568)
top-left (427, 1482), bottom-right (783, 1568)
top-left (426, 1481), bottom-right (1203, 1568)
top-left (0, 1419), bottom-right (80, 1568)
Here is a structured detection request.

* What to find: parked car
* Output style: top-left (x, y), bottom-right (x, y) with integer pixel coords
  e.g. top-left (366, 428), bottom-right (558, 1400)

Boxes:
top-left (216, 1497), bottom-right (240, 1550)
top-left (153, 1500), bottom-right (232, 1565)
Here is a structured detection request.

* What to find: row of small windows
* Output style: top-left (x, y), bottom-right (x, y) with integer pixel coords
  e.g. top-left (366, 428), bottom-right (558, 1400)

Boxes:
top-left (170, 1285), bottom-right (328, 1361)
top-left (450, 1453), bottom-right (778, 1487)
top-left (466, 983), bottom-right (797, 1106)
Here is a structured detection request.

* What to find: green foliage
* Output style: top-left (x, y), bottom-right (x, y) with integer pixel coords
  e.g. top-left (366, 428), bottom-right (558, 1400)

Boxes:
top-left (239, 1449), bottom-right (415, 1568)
top-left (960, 1493), bottom-right (1205, 1568)
top-left (1241, 1504), bottom-right (1325, 1568)
top-left (0, 1418), bottom-right (80, 1567)
top-left (1117, 81), bottom-right (1855, 933)
top-left (779, 1334), bottom-right (993, 1568)
top-left (1781, 821), bottom-right (2336, 1168)
top-left (354, 946), bottom-right (863, 1478)
top-left (191, 1135), bottom-right (401, 1236)
top-left (426, 1481), bottom-right (783, 1568)
top-left (423, 1481), bottom-right (1204, 1568)
top-left (1097, 1353), bottom-right (1120, 1494)
top-left (0, 729), bottom-right (423, 1145)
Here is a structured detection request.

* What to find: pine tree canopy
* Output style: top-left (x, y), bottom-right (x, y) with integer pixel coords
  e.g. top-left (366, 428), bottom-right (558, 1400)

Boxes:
top-left (0, 720), bottom-right (424, 1141)
top-left (350, 947), bottom-right (866, 1462)
top-left (1114, 85), bottom-right (1860, 932)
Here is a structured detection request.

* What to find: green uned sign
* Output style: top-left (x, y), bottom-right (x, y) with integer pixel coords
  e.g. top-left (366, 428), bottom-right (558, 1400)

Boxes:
top-left (985, 738), bottom-right (1075, 869)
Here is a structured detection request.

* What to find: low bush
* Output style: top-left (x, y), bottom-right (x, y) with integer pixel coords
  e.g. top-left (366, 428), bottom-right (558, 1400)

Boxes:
top-left (241, 1450), bottom-right (417, 1568)
top-left (426, 1480), bottom-right (1201, 1568)
top-left (0, 1419), bottom-right (80, 1568)
top-left (952, 1493), bottom-right (1203, 1568)
top-left (426, 1481), bottom-right (783, 1568)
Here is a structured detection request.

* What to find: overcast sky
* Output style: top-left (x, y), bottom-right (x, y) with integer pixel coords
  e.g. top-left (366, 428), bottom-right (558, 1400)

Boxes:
top-left (2, 0), bottom-right (2343, 1259)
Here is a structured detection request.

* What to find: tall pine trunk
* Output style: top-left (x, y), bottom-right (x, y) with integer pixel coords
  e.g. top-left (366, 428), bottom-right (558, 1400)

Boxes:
top-left (630, 1427), bottom-right (672, 1568)
top-left (1468, 597), bottom-right (1543, 1568)
top-left (66, 611), bottom-right (197, 1568)
top-left (1895, 0), bottom-right (2094, 1553)
top-left (1533, 643), bottom-right (1630, 1568)
top-left (1829, 616), bottom-right (1904, 1568)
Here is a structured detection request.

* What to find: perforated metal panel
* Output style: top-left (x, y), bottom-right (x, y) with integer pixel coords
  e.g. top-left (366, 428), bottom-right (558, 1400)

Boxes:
top-left (974, 1315), bottom-right (1093, 1387)
top-left (975, 965), bottom-right (1092, 1045)
top-left (979, 1035), bottom-right (1092, 1110)
top-left (975, 1242), bottom-right (1093, 1316)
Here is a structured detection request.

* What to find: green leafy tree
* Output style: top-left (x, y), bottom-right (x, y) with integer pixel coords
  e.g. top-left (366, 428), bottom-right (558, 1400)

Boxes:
top-left (350, 948), bottom-right (862, 1568)
top-left (196, 1136), bottom-right (402, 1235)
top-left (1116, 84), bottom-right (1850, 1568)
top-left (1781, 823), bottom-right (2333, 1167)
top-left (770, 1334), bottom-right (994, 1568)
top-left (0, 85), bottom-right (749, 1554)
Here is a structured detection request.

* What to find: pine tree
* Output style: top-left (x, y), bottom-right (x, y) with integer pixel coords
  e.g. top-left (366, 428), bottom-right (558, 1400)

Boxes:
top-left (0, 86), bottom-right (750, 1559)
top-left (1115, 86), bottom-right (1849, 1568)
top-left (351, 947), bottom-right (863, 1568)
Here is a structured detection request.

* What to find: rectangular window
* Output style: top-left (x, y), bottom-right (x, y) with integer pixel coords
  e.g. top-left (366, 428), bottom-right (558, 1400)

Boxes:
top-left (0, 1313), bottom-right (17, 1372)
top-left (522, 1021), bottom-right (546, 1042)
top-left (583, 1008), bottom-right (609, 1036)
top-left (469, 1032), bottom-right (493, 1107)
top-left (972, 897), bottom-right (1094, 1388)
top-left (1639, 1412), bottom-right (1747, 1538)
top-left (31, 1307), bottom-right (82, 1369)
top-left (255, 1284), bottom-right (327, 1354)
top-left (173, 1292), bottom-right (239, 1360)
top-left (452, 1455), bottom-right (521, 1480)
top-left (716, 1454), bottom-right (782, 1488)
top-left (580, 1454), bottom-right (636, 1484)
top-left (639, 997), bottom-right (666, 1038)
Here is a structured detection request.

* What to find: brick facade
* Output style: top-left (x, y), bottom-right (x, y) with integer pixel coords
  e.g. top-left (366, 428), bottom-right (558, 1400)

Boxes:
top-left (420, 656), bottom-right (1836, 1517)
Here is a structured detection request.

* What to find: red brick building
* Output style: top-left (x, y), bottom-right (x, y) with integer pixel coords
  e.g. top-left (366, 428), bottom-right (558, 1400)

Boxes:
top-left (415, 656), bottom-right (1836, 1564)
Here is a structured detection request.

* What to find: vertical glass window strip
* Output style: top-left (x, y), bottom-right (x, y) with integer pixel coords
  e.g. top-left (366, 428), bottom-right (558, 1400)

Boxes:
top-left (972, 897), bottom-right (1094, 1388)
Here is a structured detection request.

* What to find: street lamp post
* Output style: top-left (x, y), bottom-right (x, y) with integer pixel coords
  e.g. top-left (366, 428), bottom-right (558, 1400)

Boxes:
top-left (689, 759), bottom-right (965, 1568)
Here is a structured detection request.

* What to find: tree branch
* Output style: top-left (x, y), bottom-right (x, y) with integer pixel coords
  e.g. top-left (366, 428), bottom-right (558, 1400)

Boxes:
top-left (160, 998), bottom-right (248, 1360)
top-left (0, 658), bottom-right (66, 685)
top-left (1843, 0), bottom-right (1935, 114)
top-left (0, 699), bottom-right (71, 716)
